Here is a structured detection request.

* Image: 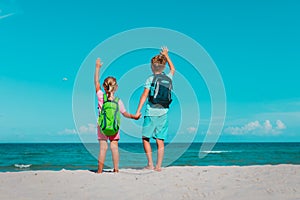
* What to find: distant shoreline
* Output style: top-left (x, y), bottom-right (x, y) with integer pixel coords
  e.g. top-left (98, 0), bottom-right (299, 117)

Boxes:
top-left (1, 141), bottom-right (300, 144)
top-left (1, 143), bottom-right (299, 172)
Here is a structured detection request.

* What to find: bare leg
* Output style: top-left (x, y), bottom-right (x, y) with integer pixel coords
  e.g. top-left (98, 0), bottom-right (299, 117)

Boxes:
top-left (110, 140), bottom-right (119, 173)
top-left (98, 140), bottom-right (108, 173)
top-left (155, 138), bottom-right (164, 172)
top-left (142, 137), bottom-right (154, 169)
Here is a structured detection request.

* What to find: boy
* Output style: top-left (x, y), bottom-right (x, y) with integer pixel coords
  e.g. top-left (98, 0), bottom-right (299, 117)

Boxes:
top-left (135, 46), bottom-right (175, 171)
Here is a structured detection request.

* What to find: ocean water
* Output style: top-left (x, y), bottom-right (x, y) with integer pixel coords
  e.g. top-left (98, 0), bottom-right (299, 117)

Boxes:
top-left (0, 143), bottom-right (299, 172)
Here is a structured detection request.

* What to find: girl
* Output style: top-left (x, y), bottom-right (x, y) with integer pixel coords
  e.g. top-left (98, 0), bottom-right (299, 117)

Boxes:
top-left (94, 58), bottom-right (140, 173)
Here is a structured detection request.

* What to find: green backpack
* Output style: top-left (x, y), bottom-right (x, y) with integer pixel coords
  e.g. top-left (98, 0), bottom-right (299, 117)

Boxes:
top-left (98, 94), bottom-right (121, 136)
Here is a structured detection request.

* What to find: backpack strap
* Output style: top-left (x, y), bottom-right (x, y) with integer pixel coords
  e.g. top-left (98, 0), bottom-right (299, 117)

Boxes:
top-left (103, 93), bottom-right (108, 103)
top-left (113, 97), bottom-right (120, 131)
top-left (114, 97), bottom-right (119, 103)
top-left (104, 94), bottom-right (119, 104)
top-left (152, 73), bottom-right (172, 86)
top-left (113, 97), bottom-right (120, 112)
top-left (151, 74), bottom-right (161, 86)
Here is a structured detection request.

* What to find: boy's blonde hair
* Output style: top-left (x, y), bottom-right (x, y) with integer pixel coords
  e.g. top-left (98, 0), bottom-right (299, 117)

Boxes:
top-left (151, 54), bottom-right (167, 73)
top-left (103, 77), bottom-right (118, 96)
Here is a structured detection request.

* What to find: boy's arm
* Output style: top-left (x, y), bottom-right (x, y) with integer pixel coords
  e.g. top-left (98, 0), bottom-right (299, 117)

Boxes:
top-left (94, 58), bottom-right (102, 92)
top-left (161, 47), bottom-right (175, 76)
top-left (135, 88), bottom-right (149, 117)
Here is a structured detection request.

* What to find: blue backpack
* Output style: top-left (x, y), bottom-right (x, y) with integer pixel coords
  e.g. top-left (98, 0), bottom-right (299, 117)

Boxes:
top-left (149, 73), bottom-right (172, 108)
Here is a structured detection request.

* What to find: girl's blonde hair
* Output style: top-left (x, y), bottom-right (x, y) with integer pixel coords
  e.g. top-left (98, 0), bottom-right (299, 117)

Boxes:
top-left (103, 76), bottom-right (118, 97)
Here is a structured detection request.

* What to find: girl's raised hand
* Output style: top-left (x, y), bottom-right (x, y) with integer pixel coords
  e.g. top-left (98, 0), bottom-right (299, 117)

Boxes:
top-left (96, 58), bottom-right (103, 68)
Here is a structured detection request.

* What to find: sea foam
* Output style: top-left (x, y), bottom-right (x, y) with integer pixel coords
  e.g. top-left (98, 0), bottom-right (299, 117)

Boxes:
top-left (201, 150), bottom-right (232, 154)
top-left (14, 164), bottom-right (32, 169)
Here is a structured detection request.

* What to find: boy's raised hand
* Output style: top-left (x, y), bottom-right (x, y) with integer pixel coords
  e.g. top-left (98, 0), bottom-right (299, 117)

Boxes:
top-left (161, 46), bottom-right (175, 75)
top-left (160, 46), bottom-right (169, 57)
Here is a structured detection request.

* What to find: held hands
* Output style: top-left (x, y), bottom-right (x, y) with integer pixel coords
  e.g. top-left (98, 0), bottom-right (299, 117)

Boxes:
top-left (96, 58), bottom-right (103, 69)
top-left (132, 112), bottom-right (142, 120)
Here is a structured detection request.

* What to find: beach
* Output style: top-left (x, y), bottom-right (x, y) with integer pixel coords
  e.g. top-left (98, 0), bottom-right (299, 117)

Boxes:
top-left (0, 165), bottom-right (299, 200)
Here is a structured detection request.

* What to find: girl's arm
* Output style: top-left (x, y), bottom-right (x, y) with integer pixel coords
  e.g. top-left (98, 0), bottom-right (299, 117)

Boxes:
top-left (122, 112), bottom-right (141, 120)
top-left (135, 88), bottom-right (149, 117)
top-left (94, 58), bottom-right (102, 92)
top-left (161, 46), bottom-right (175, 76)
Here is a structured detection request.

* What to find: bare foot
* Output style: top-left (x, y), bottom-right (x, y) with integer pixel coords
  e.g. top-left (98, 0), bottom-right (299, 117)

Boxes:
top-left (113, 169), bottom-right (119, 173)
top-left (154, 167), bottom-right (162, 172)
top-left (144, 165), bottom-right (154, 170)
top-left (98, 163), bottom-right (104, 174)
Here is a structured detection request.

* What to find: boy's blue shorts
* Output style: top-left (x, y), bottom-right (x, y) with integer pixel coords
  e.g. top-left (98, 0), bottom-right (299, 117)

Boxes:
top-left (142, 114), bottom-right (168, 140)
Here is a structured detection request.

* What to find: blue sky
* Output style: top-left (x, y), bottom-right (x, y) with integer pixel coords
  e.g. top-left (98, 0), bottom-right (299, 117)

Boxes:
top-left (1, 0), bottom-right (300, 143)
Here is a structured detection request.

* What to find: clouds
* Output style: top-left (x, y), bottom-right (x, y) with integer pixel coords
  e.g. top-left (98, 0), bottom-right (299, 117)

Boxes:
top-left (224, 120), bottom-right (286, 135)
top-left (187, 126), bottom-right (197, 133)
top-left (0, 12), bottom-right (14, 20)
top-left (78, 123), bottom-right (96, 133)
top-left (62, 77), bottom-right (68, 81)
top-left (60, 124), bottom-right (96, 135)
top-left (0, 1), bottom-right (20, 20)
top-left (61, 128), bottom-right (77, 134)
top-left (276, 120), bottom-right (286, 129)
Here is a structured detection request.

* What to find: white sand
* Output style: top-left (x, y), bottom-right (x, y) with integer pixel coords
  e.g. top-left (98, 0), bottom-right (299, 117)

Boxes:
top-left (0, 165), bottom-right (299, 200)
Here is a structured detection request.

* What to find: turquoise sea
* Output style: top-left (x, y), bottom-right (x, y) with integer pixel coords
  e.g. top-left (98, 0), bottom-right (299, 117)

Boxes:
top-left (0, 143), bottom-right (299, 172)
